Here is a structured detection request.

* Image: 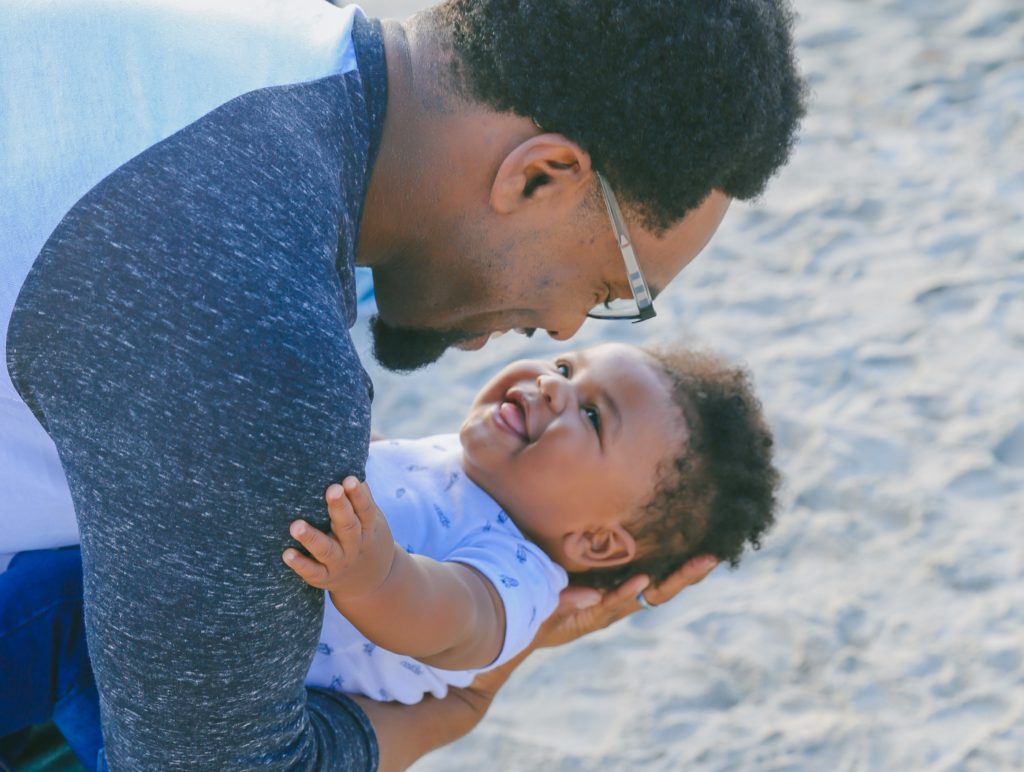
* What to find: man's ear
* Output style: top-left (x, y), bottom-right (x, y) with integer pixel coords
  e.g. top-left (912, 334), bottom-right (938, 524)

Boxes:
top-left (490, 134), bottom-right (593, 214)
top-left (562, 524), bottom-right (637, 570)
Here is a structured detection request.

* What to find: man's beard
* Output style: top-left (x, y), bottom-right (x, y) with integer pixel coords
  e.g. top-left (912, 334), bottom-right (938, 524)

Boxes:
top-left (369, 314), bottom-right (477, 372)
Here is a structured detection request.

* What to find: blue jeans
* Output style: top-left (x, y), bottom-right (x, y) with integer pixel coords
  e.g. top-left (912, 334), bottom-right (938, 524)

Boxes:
top-left (0, 548), bottom-right (102, 771)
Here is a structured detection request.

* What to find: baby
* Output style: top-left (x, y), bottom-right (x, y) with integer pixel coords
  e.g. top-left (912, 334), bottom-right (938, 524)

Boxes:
top-left (285, 342), bottom-right (779, 704)
top-left (0, 342), bottom-right (778, 769)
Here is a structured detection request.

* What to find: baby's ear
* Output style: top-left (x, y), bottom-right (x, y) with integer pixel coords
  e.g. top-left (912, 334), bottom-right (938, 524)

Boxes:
top-left (564, 525), bottom-right (637, 570)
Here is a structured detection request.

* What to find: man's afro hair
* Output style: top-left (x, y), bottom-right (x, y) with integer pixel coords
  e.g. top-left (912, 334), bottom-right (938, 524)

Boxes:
top-left (439, 0), bottom-right (807, 230)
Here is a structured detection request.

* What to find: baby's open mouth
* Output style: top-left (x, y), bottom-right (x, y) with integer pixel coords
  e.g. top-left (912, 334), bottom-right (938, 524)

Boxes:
top-left (497, 397), bottom-right (529, 442)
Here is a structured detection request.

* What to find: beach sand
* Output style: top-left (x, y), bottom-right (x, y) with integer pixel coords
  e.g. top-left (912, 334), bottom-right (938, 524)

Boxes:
top-left (354, 1), bottom-right (1024, 769)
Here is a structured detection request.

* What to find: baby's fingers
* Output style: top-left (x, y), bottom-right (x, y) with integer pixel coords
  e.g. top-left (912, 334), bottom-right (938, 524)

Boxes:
top-left (326, 483), bottom-right (362, 554)
top-left (290, 519), bottom-right (339, 566)
top-left (341, 476), bottom-right (380, 530)
top-left (283, 548), bottom-right (330, 588)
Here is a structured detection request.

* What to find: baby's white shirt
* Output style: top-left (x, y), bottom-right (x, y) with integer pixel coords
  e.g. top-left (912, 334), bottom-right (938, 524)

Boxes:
top-left (305, 434), bottom-right (568, 704)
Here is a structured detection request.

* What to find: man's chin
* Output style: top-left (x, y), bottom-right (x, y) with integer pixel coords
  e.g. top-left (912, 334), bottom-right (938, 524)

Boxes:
top-left (369, 314), bottom-right (482, 373)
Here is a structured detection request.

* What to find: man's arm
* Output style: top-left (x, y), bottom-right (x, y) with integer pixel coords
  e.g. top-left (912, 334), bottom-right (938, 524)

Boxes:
top-left (285, 478), bottom-right (505, 670)
top-left (349, 646), bottom-right (527, 772)
top-left (351, 555), bottom-right (720, 771)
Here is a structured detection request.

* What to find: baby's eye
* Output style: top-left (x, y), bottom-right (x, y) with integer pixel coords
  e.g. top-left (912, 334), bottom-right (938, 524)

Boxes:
top-left (555, 361), bottom-right (571, 378)
top-left (583, 406), bottom-right (601, 434)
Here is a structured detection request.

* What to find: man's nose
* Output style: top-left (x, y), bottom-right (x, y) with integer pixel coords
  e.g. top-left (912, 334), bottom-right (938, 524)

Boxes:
top-left (536, 373), bottom-right (571, 415)
top-left (546, 313), bottom-right (587, 342)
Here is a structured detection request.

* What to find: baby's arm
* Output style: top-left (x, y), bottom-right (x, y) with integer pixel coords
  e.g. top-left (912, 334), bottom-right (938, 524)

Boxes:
top-left (283, 478), bottom-right (505, 671)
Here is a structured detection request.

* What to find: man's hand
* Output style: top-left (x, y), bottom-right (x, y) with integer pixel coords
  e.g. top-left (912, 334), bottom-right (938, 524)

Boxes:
top-left (533, 554), bottom-right (720, 650)
top-left (466, 555), bottom-right (718, 699)
top-left (283, 477), bottom-right (396, 600)
top-left (354, 554), bottom-right (720, 772)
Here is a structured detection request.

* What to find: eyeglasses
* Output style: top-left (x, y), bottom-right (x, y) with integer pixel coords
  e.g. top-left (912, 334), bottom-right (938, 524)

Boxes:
top-left (587, 171), bottom-right (657, 323)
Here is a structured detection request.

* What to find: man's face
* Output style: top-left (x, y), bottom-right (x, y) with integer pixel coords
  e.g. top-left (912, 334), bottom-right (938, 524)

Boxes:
top-left (368, 188), bottom-right (730, 372)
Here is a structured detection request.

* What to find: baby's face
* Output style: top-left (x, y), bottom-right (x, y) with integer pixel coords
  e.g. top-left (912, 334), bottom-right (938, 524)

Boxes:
top-left (459, 343), bottom-right (686, 568)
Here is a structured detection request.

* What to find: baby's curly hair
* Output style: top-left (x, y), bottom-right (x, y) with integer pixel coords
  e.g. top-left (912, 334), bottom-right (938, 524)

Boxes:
top-left (435, 0), bottom-right (807, 231)
top-left (573, 348), bottom-right (780, 591)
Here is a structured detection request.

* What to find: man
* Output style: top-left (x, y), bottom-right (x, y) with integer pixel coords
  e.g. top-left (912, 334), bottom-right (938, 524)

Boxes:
top-left (0, 0), bottom-right (804, 768)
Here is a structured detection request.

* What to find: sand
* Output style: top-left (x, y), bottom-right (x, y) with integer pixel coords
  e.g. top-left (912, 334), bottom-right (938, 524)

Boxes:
top-left (353, 0), bottom-right (1024, 769)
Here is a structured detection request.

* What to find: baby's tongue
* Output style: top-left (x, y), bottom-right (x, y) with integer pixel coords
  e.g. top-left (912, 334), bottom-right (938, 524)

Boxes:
top-left (499, 401), bottom-right (527, 439)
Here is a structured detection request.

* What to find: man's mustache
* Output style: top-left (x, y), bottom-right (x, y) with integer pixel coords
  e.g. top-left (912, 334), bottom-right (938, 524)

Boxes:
top-left (369, 314), bottom-right (478, 373)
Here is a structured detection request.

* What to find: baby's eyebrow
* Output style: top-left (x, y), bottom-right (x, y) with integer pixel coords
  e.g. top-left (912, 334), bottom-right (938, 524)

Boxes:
top-left (604, 388), bottom-right (622, 443)
top-left (575, 349), bottom-right (622, 444)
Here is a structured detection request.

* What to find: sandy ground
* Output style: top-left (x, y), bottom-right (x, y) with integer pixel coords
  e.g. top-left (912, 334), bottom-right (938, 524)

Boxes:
top-left (353, 1), bottom-right (1024, 769)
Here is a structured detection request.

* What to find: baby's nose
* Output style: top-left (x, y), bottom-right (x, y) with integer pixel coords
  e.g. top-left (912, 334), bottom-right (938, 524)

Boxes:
top-left (537, 374), bottom-right (570, 414)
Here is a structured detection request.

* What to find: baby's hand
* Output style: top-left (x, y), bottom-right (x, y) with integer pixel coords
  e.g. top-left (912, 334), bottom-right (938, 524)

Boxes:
top-left (283, 477), bottom-right (396, 600)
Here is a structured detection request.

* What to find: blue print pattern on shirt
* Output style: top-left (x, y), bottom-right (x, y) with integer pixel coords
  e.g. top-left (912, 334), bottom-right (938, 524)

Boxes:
top-left (434, 504), bottom-right (451, 529)
top-left (302, 433), bottom-right (570, 708)
top-left (316, 642), bottom-right (333, 656)
top-left (363, 643), bottom-right (376, 656)
top-left (395, 487), bottom-right (405, 498)
top-left (399, 660), bottom-right (424, 676)
top-left (329, 675), bottom-right (345, 691)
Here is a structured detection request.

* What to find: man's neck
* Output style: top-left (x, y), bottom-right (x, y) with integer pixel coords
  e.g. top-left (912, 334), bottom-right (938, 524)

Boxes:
top-left (356, 18), bottom-right (418, 270)
top-left (356, 16), bottom-right (532, 272)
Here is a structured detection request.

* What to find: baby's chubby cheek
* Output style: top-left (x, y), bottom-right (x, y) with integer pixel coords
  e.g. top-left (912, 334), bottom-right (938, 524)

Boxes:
top-left (458, 419), bottom-right (506, 489)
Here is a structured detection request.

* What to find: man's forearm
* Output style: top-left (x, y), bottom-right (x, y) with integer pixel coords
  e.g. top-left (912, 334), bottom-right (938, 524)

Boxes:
top-left (351, 647), bottom-right (532, 772)
top-left (350, 556), bottom-right (719, 771)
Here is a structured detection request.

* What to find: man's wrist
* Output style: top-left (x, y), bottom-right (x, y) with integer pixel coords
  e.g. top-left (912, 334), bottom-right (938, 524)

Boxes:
top-left (463, 645), bottom-right (533, 701)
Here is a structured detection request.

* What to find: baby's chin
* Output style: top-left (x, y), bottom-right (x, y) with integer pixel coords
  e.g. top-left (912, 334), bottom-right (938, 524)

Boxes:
top-left (457, 412), bottom-right (487, 466)
top-left (457, 404), bottom-right (485, 443)
top-left (457, 434), bottom-right (489, 493)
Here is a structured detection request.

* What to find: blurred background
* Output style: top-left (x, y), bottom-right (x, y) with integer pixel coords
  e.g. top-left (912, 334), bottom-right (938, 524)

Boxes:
top-left (349, 1), bottom-right (1024, 770)
top-left (6, 2), bottom-right (1020, 771)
